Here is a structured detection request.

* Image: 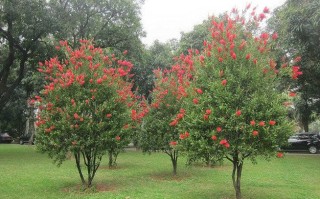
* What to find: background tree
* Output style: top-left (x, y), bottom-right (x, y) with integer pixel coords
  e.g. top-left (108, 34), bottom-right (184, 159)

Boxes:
top-left (178, 18), bottom-right (211, 55)
top-left (0, 0), bottom-right (55, 112)
top-left (178, 7), bottom-right (298, 199)
top-left (0, 0), bottom-right (146, 139)
top-left (134, 40), bottom-right (176, 98)
top-left (139, 57), bottom-right (192, 175)
top-left (49, 0), bottom-right (145, 55)
top-left (35, 40), bottom-right (138, 188)
top-left (268, 0), bottom-right (320, 131)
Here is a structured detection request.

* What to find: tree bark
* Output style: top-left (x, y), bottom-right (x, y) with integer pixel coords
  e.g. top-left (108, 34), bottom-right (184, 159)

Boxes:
top-left (232, 156), bottom-right (243, 199)
top-left (74, 151), bottom-right (85, 185)
top-left (169, 150), bottom-right (178, 175)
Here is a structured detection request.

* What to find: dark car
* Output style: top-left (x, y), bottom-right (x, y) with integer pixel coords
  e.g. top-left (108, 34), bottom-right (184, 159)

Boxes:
top-left (281, 133), bottom-right (320, 154)
top-left (0, 133), bottom-right (13, 143)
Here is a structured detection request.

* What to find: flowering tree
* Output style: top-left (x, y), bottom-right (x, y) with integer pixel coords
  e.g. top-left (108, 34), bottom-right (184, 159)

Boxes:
top-left (177, 6), bottom-right (301, 199)
top-left (35, 40), bottom-right (139, 188)
top-left (139, 57), bottom-right (192, 175)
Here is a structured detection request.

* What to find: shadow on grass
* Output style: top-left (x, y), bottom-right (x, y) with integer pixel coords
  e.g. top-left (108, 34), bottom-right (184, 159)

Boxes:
top-left (62, 182), bottom-right (118, 194)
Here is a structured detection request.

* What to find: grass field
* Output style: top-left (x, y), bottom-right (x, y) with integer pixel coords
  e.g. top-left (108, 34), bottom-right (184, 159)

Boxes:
top-left (1, 144), bottom-right (320, 199)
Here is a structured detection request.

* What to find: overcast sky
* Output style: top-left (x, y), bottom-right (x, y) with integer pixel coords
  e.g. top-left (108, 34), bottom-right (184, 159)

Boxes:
top-left (141, 0), bottom-right (286, 45)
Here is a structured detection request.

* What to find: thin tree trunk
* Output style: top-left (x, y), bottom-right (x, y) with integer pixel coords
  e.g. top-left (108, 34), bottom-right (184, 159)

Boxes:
top-left (169, 150), bottom-right (178, 175)
top-left (74, 151), bottom-right (85, 185)
top-left (108, 149), bottom-right (114, 168)
top-left (232, 156), bottom-right (243, 199)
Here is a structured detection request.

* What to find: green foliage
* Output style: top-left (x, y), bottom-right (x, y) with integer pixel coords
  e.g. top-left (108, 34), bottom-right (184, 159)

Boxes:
top-left (35, 40), bottom-right (138, 187)
top-left (172, 6), bottom-right (298, 198)
top-left (0, 0), bottom-right (56, 110)
top-left (178, 19), bottom-right (212, 54)
top-left (268, 0), bottom-right (320, 131)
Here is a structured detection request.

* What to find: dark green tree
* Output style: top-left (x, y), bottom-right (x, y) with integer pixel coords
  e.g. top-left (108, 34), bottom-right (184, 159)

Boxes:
top-left (0, 0), bottom-right (56, 112)
top-left (268, 0), bottom-right (320, 131)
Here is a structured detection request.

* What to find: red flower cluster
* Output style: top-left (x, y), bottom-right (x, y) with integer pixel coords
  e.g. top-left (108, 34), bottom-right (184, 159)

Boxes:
top-left (277, 152), bottom-right (284, 158)
top-left (179, 131), bottom-right (190, 140)
top-left (220, 139), bottom-right (230, 148)
top-left (170, 141), bottom-right (177, 146)
top-left (169, 108), bottom-right (186, 126)
top-left (292, 66), bottom-right (303, 79)
top-left (252, 130), bottom-right (259, 136)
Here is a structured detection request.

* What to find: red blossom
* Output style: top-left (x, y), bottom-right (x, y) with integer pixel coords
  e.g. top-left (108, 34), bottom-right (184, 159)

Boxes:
top-left (219, 39), bottom-right (226, 45)
top-left (231, 52), bottom-right (237, 60)
top-left (211, 135), bottom-right (217, 141)
top-left (272, 32), bottom-right (278, 40)
top-left (269, 120), bottom-right (276, 126)
top-left (259, 13), bottom-right (266, 21)
top-left (96, 78), bottom-right (103, 84)
top-left (259, 121), bottom-right (265, 127)
top-left (216, 127), bottom-right (222, 132)
top-left (250, 120), bottom-right (256, 126)
top-left (74, 113), bottom-right (80, 120)
top-left (184, 131), bottom-right (190, 138)
top-left (218, 57), bottom-right (223, 62)
top-left (245, 54), bottom-right (251, 60)
top-left (179, 134), bottom-right (185, 140)
top-left (203, 114), bottom-right (209, 120)
top-left (289, 92), bottom-right (296, 97)
top-left (169, 119), bottom-right (178, 126)
top-left (277, 152), bottom-right (284, 158)
top-left (263, 7), bottom-right (270, 13)
top-left (219, 139), bottom-right (230, 148)
top-left (193, 98), bottom-right (199, 104)
top-left (292, 66), bottom-right (303, 79)
top-left (205, 109), bottom-right (212, 115)
top-left (236, 110), bottom-right (242, 116)
top-left (221, 79), bottom-right (227, 86)
top-left (252, 130), bottom-right (259, 136)
top-left (106, 114), bottom-right (112, 118)
top-left (170, 141), bottom-right (177, 146)
top-left (196, 88), bottom-right (203, 94)
top-left (115, 136), bottom-right (121, 141)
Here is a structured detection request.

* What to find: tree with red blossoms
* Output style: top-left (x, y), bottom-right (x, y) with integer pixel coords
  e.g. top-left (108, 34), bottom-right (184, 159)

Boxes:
top-left (177, 6), bottom-right (301, 199)
top-left (139, 56), bottom-right (193, 175)
top-left (35, 40), bottom-right (140, 188)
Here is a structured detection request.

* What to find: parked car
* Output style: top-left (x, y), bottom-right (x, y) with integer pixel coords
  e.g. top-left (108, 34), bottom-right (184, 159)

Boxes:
top-left (19, 135), bottom-right (35, 145)
top-left (281, 133), bottom-right (320, 154)
top-left (0, 132), bottom-right (13, 143)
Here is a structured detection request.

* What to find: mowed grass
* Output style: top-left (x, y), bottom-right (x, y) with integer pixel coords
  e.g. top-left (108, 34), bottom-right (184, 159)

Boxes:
top-left (1, 145), bottom-right (320, 199)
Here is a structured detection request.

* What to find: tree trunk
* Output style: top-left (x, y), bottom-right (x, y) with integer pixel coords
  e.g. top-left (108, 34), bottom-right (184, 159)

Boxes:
top-left (232, 156), bottom-right (243, 199)
top-left (169, 150), bottom-right (178, 175)
top-left (74, 151), bottom-right (85, 185)
top-left (108, 149), bottom-right (114, 168)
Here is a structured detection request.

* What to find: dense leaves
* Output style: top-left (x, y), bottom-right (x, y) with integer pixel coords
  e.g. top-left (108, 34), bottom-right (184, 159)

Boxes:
top-left (35, 40), bottom-right (140, 187)
top-left (268, 0), bottom-right (320, 131)
top-left (171, 6), bottom-right (298, 199)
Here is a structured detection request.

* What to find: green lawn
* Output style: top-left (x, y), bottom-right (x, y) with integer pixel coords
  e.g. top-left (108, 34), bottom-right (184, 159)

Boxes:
top-left (0, 144), bottom-right (320, 199)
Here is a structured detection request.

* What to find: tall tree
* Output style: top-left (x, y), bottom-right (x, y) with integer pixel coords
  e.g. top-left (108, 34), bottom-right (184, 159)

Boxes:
top-left (268, 0), bottom-right (320, 131)
top-left (0, 0), bottom-right (55, 112)
top-left (35, 40), bottom-right (141, 188)
top-left (49, 0), bottom-right (145, 55)
top-left (176, 6), bottom-right (299, 199)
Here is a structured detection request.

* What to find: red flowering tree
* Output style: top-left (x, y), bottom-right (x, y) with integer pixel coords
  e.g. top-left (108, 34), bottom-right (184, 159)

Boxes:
top-left (177, 6), bottom-right (301, 199)
top-left (139, 56), bottom-right (193, 175)
top-left (35, 40), bottom-right (139, 188)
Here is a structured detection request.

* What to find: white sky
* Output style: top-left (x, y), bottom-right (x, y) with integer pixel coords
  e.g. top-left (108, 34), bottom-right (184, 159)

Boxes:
top-left (141, 0), bottom-right (286, 45)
